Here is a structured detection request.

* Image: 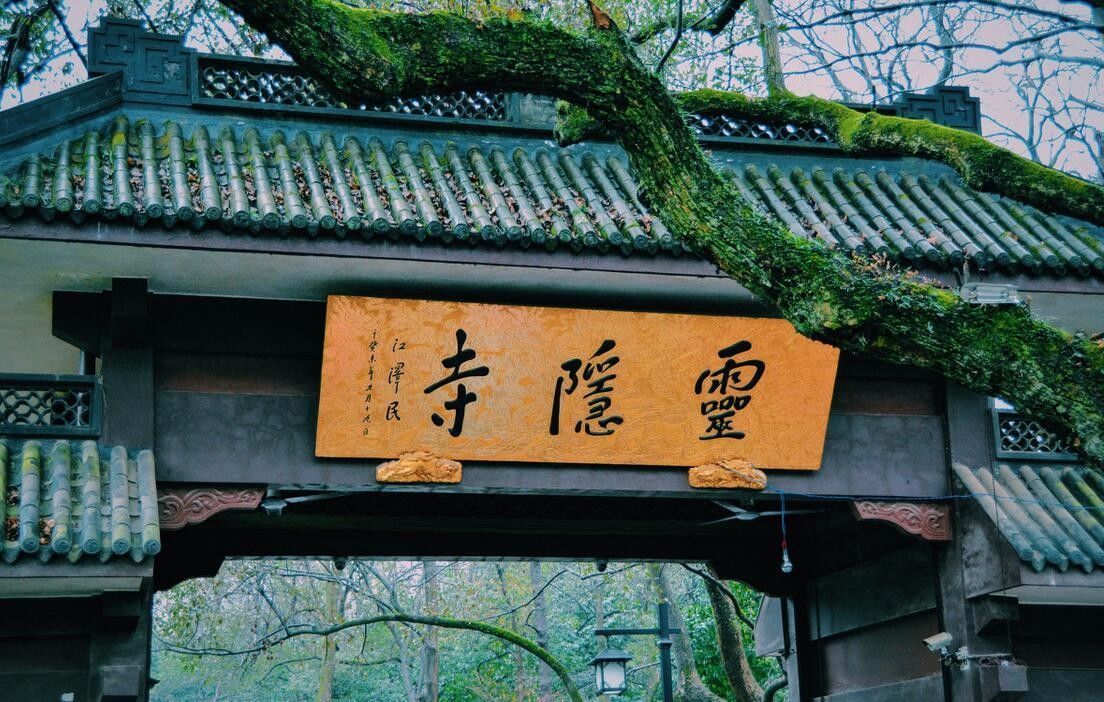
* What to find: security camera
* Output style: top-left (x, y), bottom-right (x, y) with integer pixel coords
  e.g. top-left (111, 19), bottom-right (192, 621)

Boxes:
top-left (923, 632), bottom-right (969, 669)
top-left (923, 632), bottom-right (953, 653)
top-left (596, 559), bottom-right (609, 573)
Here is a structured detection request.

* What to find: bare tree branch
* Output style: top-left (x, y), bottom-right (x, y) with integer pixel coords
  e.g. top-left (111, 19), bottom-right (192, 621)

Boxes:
top-left (632, 0), bottom-right (747, 44)
top-left (162, 611), bottom-right (585, 702)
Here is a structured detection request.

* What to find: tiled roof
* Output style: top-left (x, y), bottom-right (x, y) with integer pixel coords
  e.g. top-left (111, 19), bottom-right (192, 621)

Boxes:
top-left (1, 116), bottom-right (1102, 275)
top-left (953, 462), bottom-right (1104, 573)
top-left (1, 439), bottom-right (160, 565)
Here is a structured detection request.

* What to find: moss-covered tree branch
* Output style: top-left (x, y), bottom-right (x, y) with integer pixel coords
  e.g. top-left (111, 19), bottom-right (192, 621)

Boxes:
top-left (559, 90), bottom-right (1104, 227)
top-left (677, 89), bottom-right (1104, 227)
top-left (219, 0), bottom-right (1104, 467)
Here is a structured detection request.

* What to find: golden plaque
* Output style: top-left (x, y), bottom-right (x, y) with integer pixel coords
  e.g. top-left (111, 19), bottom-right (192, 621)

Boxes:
top-left (316, 296), bottom-right (839, 470)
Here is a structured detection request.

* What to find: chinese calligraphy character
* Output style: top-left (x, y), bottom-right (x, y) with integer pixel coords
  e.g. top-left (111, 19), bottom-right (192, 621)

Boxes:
top-left (423, 329), bottom-right (489, 437)
top-left (361, 329), bottom-right (380, 431)
top-left (386, 339), bottom-right (406, 420)
top-left (388, 361), bottom-right (405, 392)
top-left (386, 401), bottom-right (401, 421)
top-left (695, 340), bottom-right (765, 441)
top-left (549, 339), bottom-right (623, 436)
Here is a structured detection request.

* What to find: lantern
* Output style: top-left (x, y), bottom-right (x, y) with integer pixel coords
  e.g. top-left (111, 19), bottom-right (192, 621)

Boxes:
top-left (589, 645), bottom-right (632, 696)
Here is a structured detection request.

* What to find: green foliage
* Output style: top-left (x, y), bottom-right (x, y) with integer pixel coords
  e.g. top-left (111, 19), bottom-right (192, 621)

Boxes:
top-left (685, 599), bottom-right (734, 700)
top-left (152, 560), bottom-right (784, 701)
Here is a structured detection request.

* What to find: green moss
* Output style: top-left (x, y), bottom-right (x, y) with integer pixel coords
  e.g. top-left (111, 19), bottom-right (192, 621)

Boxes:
top-left (553, 101), bottom-right (604, 145)
top-left (675, 90), bottom-right (1104, 227)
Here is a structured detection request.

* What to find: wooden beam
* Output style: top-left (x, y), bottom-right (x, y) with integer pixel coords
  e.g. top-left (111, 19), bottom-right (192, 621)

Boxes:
top-left (100, 279), bottom-right (154, 448)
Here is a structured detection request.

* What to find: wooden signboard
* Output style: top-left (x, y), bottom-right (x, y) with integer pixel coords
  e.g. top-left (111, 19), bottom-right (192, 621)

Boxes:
top-left (316, 296), bottom-right (839, 470)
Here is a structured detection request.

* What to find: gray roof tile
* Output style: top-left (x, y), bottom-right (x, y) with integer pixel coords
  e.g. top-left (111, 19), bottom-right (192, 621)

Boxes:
top-left (1, 116), bottom-right (1102, 274)
top-left (954, 462), bottom-right (1104, 573)
top-left (1, 439), bottom-right (160, 565)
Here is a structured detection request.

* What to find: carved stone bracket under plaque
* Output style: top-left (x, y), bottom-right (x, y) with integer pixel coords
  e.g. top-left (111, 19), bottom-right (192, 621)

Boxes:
top-left (851, 501), bottom-right (951, 541)
top-left (688, 458), bottom-right (767, 490)
top-left (377, 451), bottom-right (462, 484)
top-left (158, 488), bottom-right (264, 531)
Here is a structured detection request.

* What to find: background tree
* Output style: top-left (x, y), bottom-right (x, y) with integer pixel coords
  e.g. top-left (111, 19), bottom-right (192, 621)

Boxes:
top-left (154, 559), bottom-right (780, 701)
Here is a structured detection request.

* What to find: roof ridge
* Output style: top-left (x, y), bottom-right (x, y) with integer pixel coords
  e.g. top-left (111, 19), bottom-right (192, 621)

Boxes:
top-left (1, 116), bottom-right (1101, 276)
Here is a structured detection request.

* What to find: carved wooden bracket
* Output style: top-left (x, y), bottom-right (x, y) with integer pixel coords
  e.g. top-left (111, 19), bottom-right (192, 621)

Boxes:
top-left (851, 501), bottom-right (951, 541)
top-left (158, 487), bottom-right (264, 531)
top-left (376, 451), bottom-right (462, 484)
top-left (688, 458), bottom-right (767, 490)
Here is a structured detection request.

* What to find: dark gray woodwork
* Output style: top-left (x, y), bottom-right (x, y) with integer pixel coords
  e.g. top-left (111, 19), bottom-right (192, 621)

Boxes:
top-left (786, 593), bottom-right (809, 702)
top-left (978, 662), bottom-right (1028, 701)
top-left (153, 390), bottom-right (947, 498)
top-left (0, 634), bottom-right (90, 702)
top-left (12, 216), bottom-right (1104, 298)
top-left (54, 290), bottom-right (108, 357)
top-left (1021, 670), bottom-right (1104, 702)
top-left (0, 72), bottom-right (122, 151)
top-left (89, 19), bottom-right (192, 104)
top-left (100, 279), bottom-right (154, 448)
top-left (100, 665), bottom-right (145, 702)
top-left (1011, 605), bottom-right (1104, 669)
top-left (958, 502), bottom-right (1021, 599)
top-left (945, 382), bottom-right (993, 471)
top-left (973, 596), bottom-right (1019, 637)
top-left (755, 596), bottom-right (785, 657)
top-left (0, 582), bottom-right (152, 702)
top-left (158, 511), bottom-right (804, 593)
top-left (89, 583), bottom-right (152, 702)
top-left (938, 382), bottom-right (1022, 702)
top-left (0, 373), bottom-right (102, 438)
top-left (811, 675), bottom-right (944, 702)
top-left (938, 382), bottom-right (982, 702)
top-left (808, 546), bottom-right (936, 640)
top-left (107, 278), bottom-right (150, 349)
top-left (815, 610), bottom-right (942, 695)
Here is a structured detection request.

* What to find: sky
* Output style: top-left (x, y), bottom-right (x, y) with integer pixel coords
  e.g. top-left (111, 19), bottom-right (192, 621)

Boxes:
top-left (2, 0), bottom-right (1101, 180)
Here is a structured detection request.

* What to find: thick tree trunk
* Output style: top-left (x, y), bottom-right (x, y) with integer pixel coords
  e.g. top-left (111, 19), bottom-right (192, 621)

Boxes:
top-left (417, 561), bottom-right (440, 702)
top-left (529, 561), bottom-right (554, 702)
top-left (646, 564), bottom-right (726, 702)
top-left (931, 4), bottom-right (955, 87)
top-left (750, 0), bottom-right (785, 95)
top-left (702, 568), bottom-right (762, 702)
top-left (373, 564), bottom-right (419, 702)
top-left (316, 578), bottom-right (341, 702)
top-left (388, 619), bottom-right (422, 702)
top-left (219, 0), bottom-right (1104, 467)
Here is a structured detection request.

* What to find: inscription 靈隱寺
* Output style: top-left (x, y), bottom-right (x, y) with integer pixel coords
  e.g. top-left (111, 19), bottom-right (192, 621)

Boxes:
top-left (317, 296), bottom-right (839, 469)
